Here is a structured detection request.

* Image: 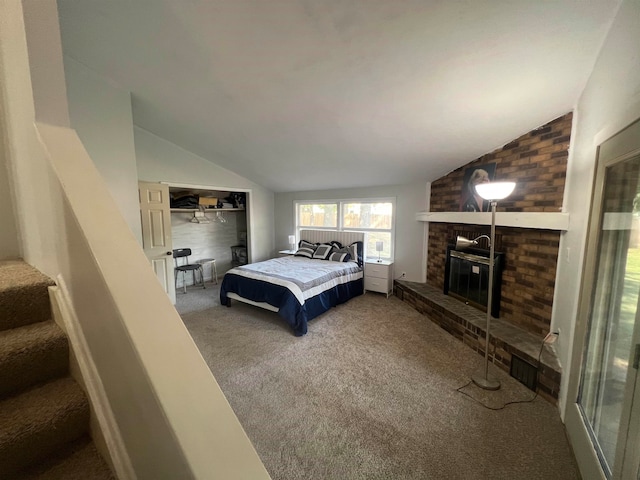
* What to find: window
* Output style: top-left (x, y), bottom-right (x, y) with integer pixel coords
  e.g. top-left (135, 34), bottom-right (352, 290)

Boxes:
top-left (297, 203), bottom-right (337, 228)
top-left (295, 198), bottom-right (395, 261)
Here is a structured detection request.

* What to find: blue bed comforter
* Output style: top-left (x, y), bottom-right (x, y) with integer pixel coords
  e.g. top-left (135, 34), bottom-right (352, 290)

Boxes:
top-left (220, 257), bottom-right (364, 335)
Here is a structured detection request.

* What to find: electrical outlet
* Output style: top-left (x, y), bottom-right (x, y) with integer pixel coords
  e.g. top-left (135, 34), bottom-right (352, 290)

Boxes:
top-left (545, 330), bottom-right (560, 344)
top-left (401, 272), bottom-right (406, 278)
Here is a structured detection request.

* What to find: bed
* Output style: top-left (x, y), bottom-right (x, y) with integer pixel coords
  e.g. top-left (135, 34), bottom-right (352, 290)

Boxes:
top-left (220, 230), bottom-right (365, 335)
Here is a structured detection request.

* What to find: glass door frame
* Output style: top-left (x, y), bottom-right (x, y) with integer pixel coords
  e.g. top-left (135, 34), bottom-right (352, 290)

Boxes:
top-left (618, 371), bottom-right (640, 479)
top-left (566, 118), bottom-right (640, 480)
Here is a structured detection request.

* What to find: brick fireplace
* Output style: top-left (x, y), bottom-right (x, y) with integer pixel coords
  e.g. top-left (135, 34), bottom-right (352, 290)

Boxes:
top-left (431, 224), bottom-right (560, 336)
top-left (397, 112), bottom-right (572, 402)
top-left (427, 112), bottom-right (571, 337)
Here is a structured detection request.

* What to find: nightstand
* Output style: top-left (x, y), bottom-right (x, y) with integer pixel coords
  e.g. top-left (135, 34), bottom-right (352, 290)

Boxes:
top-left (278, 249), bottom-right (297, 257)
top-left (364, 260), bottom-right (394, 297)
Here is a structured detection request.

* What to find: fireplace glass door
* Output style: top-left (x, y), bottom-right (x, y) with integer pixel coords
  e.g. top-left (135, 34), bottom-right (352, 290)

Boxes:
top-left (445, 246), bottom-right (503, 318)
top-left (448, 251), bottom-right (489, 307)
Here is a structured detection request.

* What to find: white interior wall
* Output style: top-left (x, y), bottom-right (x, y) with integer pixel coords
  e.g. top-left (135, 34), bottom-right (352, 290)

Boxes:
top-left (0, 28), bottom-right (20, 260)
top-left (1, 0), bottom-right (67, 276)
top-left (135, 127), bottom-right (275, 263)
top-left (554, 0), bottom-right (640, 416)
top-left (63, 57), bottom-right (142, 244)
top-left (0, 125), bottom-right (20, 260)
top-left (22, 0), bottom-right (70, 128)
top-left (274, 183), bottom-right (428, 282)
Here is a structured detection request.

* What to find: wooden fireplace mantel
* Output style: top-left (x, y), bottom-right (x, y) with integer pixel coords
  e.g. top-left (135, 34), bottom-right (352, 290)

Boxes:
top-left (415, 211), bottom-right (570, 231)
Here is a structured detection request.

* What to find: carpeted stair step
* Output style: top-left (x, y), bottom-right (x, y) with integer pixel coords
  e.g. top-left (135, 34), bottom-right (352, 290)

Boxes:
top-left (0, 321), bottom-right (69, 399)
top-left (0, 260), bottom-right (55, 331)
top-left (18, 436), bottom-right (115, 480)
top-left (0, 377), bottom-right (90, 479)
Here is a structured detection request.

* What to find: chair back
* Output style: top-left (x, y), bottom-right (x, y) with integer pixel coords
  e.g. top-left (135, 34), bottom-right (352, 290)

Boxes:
top-left (173, 248), bottom-right (192, 266)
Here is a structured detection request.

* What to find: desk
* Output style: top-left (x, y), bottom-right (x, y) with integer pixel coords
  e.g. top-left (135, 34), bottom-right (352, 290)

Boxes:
top-left (196, 258), bottom-right (218, 284)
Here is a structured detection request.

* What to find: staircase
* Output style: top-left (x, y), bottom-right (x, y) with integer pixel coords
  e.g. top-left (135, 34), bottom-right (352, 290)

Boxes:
top-left (0, 260), bottom-right (114, 479)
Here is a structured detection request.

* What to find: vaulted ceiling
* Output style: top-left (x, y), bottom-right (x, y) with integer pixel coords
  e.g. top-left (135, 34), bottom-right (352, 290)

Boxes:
top-left (57, 1), bottom-right (621, 193)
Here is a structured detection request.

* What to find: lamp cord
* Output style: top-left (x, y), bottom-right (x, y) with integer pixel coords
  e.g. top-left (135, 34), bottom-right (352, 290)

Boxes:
top-left (455, 334), bottom-right (551, 410)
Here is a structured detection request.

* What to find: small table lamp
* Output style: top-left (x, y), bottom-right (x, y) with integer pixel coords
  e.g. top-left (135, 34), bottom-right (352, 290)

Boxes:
top-left (375, 241), bottom-right (384, 262)
top-left (288, 235), bottom-right (296, 252)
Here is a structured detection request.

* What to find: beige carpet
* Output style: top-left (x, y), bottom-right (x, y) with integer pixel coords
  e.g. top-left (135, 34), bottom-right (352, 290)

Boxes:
top-left (178, 284), bottom-right (580, 480)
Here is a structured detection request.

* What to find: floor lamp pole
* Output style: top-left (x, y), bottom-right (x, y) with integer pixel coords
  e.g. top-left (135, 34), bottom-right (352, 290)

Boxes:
top-left (472, 200), bottom-right (501, 390)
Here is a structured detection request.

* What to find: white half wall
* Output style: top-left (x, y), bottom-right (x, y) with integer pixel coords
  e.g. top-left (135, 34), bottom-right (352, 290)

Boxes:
top-left (135, 127), bottom-right (275, 262)
top-left (554, 0), bottom-right (640, 416)
top-left (63, 56), bottom-right (142, 244)
top-left (1, 3), bottom-right (271, 476)
top-left (274, 183), bottom-right (428, 283)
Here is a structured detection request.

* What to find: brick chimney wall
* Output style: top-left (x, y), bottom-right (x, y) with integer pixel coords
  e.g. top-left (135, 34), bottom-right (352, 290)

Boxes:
top-left (427, 112), bottom-right (572, 336)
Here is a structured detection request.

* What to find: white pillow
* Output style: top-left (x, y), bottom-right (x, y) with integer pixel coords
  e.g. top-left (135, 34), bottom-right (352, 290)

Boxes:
top-left (347, 243), bottom-right (359, 263)
top-left (329, 251), bottom-right (350, 262)
top-left (294, 247), bottom-right (315, 258)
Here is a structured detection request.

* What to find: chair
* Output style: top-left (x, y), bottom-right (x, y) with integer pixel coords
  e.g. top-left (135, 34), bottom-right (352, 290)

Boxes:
top-left (173, 248), bottom-right (205, 294)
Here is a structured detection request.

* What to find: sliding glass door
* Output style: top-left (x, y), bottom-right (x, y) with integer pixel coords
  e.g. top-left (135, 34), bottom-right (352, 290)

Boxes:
top-left (572, 119), bottom-right (640, 479)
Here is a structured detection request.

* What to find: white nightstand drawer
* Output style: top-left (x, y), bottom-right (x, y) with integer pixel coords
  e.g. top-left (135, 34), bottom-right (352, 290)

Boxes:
top-left (364, 276), bottom-right (389, 293)
top-left (366, 263), bottom-right (389, 278)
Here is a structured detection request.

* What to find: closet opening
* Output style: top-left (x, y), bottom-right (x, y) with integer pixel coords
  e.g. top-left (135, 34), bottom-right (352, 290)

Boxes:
top-left (167, 183), bottom-right (251, 288)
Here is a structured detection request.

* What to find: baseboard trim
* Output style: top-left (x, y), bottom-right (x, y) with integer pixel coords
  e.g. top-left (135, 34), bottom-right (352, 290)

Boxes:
top-left (50, 276), bottom-right (136, 480)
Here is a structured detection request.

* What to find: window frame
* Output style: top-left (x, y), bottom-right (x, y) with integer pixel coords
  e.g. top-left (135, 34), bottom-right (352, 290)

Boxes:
top-left (294, 197), bottom-right (396, 261)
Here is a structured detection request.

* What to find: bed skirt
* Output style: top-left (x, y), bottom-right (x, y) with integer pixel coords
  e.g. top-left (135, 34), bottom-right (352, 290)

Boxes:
top-left (220, 275), bottom-right (364, 336)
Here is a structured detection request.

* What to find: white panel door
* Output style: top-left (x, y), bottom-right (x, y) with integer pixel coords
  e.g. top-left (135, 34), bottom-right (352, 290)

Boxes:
top-left (139, 181), bottom-right (176, 304)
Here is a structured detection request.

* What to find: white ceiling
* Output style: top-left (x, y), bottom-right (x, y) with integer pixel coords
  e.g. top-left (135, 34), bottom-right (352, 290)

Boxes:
top-left (57, 1), bottom-right (620, 193)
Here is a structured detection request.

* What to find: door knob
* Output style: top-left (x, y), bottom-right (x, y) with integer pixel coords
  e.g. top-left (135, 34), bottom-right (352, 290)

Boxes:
top-left (166, 251), bottom-right (172, 255)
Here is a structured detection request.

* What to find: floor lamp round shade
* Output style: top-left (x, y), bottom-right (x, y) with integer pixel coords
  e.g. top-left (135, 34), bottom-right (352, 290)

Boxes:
top-left (475, 181), bottom-right (516, 200)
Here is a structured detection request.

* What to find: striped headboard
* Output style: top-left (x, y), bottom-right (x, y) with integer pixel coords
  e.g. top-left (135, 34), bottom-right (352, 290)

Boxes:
top-left (299, 230), bottom-right (364, 247)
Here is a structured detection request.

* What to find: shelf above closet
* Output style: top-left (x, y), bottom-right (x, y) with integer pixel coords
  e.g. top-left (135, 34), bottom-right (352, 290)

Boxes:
top-left (170, 207), bottom-right (245, 213)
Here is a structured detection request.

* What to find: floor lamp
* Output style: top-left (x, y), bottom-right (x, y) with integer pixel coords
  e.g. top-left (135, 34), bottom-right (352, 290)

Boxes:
top-left (456, 181), bottom-right (516, 390)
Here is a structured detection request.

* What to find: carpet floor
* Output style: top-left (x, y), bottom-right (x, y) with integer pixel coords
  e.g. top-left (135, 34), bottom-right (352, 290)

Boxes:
top-left (177, 284), bottom-right (580, 480)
